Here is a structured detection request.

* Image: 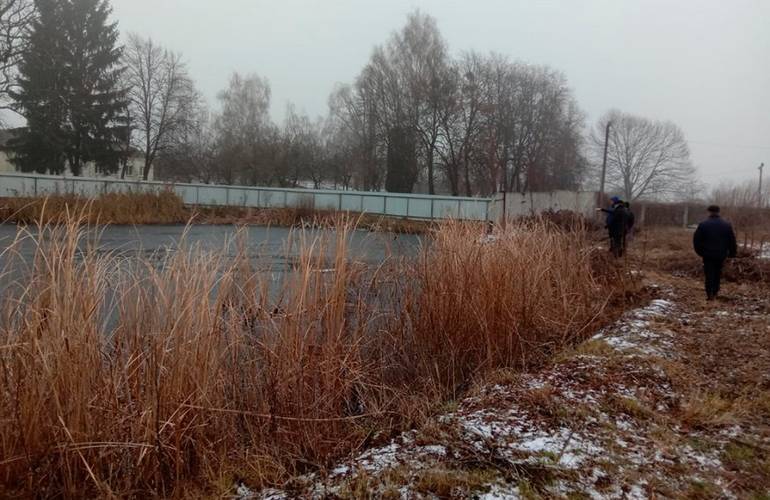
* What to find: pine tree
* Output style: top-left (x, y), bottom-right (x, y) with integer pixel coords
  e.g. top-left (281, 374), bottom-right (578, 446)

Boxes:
top-left (11, 0), bottom-right (127, 175)
top-left (9, 0), bottom-right (67, 174)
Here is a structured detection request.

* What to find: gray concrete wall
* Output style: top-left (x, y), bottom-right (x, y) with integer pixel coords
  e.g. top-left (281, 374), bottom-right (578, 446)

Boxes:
top-left (488, 191), bottom-right (598, 223)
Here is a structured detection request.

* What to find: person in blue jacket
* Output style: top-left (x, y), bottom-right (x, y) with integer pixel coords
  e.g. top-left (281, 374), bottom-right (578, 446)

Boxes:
top-left (693, 205), bottom-right (737, 300)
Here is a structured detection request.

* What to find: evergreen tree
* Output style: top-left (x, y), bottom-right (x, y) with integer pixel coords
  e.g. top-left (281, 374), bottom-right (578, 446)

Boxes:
top-left (11, 0), bottom-right (127, 175)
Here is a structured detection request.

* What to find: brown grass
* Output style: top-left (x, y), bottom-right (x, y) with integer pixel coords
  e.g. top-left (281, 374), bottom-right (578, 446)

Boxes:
top-left (1, 191), bottom-right (188, 225)
top-left (197, 205), bottom-right (433, 234)
top-left (0, 213), bottom-right (619, 497)
top-left (1, 193), bottom-right (434, 233)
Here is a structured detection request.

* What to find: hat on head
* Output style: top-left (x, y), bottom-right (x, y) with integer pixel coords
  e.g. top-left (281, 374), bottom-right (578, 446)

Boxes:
top-left (707, 205), bottom-right (720, 214)
top-left (610, 196), bottom-right (621, 204)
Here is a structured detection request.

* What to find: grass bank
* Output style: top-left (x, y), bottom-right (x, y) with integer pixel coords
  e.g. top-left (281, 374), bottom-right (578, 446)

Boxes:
top-left (0, 192), bottom-right (432, 233)
top-left (0, 213), bottom-right (631, 497)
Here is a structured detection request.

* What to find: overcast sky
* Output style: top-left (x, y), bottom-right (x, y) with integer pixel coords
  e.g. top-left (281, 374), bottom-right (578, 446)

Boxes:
top-left (107, 0), bottom-right (769, 186)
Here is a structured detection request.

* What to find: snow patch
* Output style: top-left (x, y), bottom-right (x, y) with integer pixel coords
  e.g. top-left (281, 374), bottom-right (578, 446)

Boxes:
top-left (591, 298), bottom-right (677, 357)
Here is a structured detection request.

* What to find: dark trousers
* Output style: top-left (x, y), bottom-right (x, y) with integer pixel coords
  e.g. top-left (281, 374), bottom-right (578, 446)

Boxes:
top-left (703, 258), bottom-right (725, 299)
top-left (610, 232), bottom-right (625, 258)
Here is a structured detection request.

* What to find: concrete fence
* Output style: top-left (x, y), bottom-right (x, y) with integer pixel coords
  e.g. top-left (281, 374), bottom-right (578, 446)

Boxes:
top-left (635, 201), bottom-right (770, 230)
top-left (488, 190), bottom-right (599, 222)
top-left (0, 172), bottom-right (491, 221)
top-left (0, 172), bottom-right (601, 223)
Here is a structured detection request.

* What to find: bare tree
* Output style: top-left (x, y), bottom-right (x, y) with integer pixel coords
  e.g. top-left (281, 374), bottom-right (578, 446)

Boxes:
top-left (281, 105), bottom-right (329, 188)
top-left (435, 54), bottom-right (586, 196)
top-left (333, 11), bottom-right (453, 194)
top-left (213, 72), bottom-right (272, 185)
top-left (391, 11), bottom-right (453, 194)
top-left (711, 178), bottom-right (769, 208)
top-left (592, 110), bottom-right (695, 201)
top-left (328, 12), bottom-right (588, 196)
top-left (437, 52), bottom-right (487, 196)
top-left (0, 0), bottom-right (34, 113)
top-left (154, 100), bottom-right (217, 183)
top-left (123, 34), bottom-right (197, 180)
top-left (328, 83), bottom-right (383, 191)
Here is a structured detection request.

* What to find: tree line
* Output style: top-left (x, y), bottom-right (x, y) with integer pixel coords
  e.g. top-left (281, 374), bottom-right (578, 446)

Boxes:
top-left (0, 1), bottom-right (698, 199)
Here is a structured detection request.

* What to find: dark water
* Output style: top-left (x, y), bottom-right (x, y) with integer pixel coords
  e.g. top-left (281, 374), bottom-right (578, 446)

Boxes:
top-left (0, 224), bottom-right (422, 332)
top-left (0, 223), bottom-right (422, 272)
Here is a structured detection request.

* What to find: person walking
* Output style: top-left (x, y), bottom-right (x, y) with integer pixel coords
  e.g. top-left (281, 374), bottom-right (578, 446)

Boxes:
top-left (693, 205), bottom-right (737, 300)
top-left (598, 197), bottom-right (628, 258)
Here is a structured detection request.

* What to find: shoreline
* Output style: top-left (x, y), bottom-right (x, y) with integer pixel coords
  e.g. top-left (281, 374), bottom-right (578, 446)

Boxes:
top-left (0, 194), bottom-right (435, 233)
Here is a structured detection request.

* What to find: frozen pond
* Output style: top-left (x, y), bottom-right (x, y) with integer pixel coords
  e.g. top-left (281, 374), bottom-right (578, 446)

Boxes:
top-left (0, 223), bottom-right (422, 274)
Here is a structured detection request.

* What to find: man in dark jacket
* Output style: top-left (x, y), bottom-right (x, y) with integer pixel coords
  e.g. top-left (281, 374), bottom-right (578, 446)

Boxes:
top-left (599, 197), bottom-right (628, 257)
top-left (693, 205), bottom-right (737, 300)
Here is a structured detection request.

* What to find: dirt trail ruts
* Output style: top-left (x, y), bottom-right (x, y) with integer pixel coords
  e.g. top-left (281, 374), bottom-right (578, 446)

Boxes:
top-left (249, 271), bottom-right (770, 499)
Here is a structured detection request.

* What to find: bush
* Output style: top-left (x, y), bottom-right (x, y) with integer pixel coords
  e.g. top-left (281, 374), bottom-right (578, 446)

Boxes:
top-left (1, 190), bottom-right (187, 225)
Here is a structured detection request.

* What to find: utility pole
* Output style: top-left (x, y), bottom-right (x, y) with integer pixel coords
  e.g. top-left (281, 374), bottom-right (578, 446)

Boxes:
top-left (759, 162), bottom-right (765, 207)
top-left (599, 121), bottom-right (612, 207)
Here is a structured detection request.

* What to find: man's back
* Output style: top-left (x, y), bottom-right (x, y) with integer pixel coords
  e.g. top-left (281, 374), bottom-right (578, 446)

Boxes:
top-left (609, 205), bottom-right (627, 236)
top-left (693, 215), bottom-right (737, 261)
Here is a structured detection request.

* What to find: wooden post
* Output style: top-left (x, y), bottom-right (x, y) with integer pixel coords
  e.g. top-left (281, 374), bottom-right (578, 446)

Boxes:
top-left (683, 206), bottom-right (689, 228)
top-left (640, 204), bottom-right (647, 226)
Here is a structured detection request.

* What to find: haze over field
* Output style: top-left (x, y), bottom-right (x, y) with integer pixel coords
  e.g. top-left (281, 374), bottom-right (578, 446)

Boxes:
top-left (108, 0), bottom-right (769, 185)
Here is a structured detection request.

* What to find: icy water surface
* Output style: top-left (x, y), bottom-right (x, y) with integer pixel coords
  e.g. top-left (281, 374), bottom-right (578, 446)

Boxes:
top-left (0, 223), bottom-right (422, 332)
top-left (0, 223), bottom-right (422, 272)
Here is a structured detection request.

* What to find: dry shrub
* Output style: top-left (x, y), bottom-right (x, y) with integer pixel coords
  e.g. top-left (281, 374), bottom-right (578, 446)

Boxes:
top-left (679, 393), bottom-right (739, 430)
top-left (652, 253), bottom-right (770, 284)
top-left (1, 190), bottom-right (187, 225)
top-left (518, 209), bottom-right (603, 233)
top-left (197, 205), bottom-right (431, 234)
top-left (0, 214), bottom-right (617, 497)
top-left (1, 193), bottom-right (434, 233)
top-left (396, 221), bottom-right (611, 394)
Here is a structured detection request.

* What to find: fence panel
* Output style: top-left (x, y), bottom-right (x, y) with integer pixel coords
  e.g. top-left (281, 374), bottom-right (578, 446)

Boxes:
top-left (385, 197), bottom-right (408, 217)
top-left (459, 199), bottom-right (489, 220)
top-left (0, 175), bottom-right (27, 196)
top-left (314, 193), bottom-right (340, 211)
top-left (1, 172), bottom-right (601, 223)
top-left (340, 194), bottom-right (363, 212)
top-left (361, 196), bottom-right (386, 215)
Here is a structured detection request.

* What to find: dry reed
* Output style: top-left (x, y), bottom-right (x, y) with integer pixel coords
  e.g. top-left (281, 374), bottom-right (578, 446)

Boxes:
top-left (1, 192), bottom-right (432, 233)
top-left (0, 213), bottom-right (618, 497)
top-left (1, 191), bottom-right (188, 225)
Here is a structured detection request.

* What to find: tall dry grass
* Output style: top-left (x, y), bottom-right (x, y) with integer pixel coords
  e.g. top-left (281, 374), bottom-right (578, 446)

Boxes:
top-left (401, 222), bottom-right (607, 394)
top-left (1, 191), bottom-right (188, 225)
top-left (1, 192), bottom-right (432, 233)
top-left (0, 215), bottom-right (619, 497)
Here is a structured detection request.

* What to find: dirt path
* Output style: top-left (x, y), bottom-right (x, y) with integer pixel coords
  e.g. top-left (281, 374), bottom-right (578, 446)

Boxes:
top-left (252, 271), bottom-right (770, 499)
